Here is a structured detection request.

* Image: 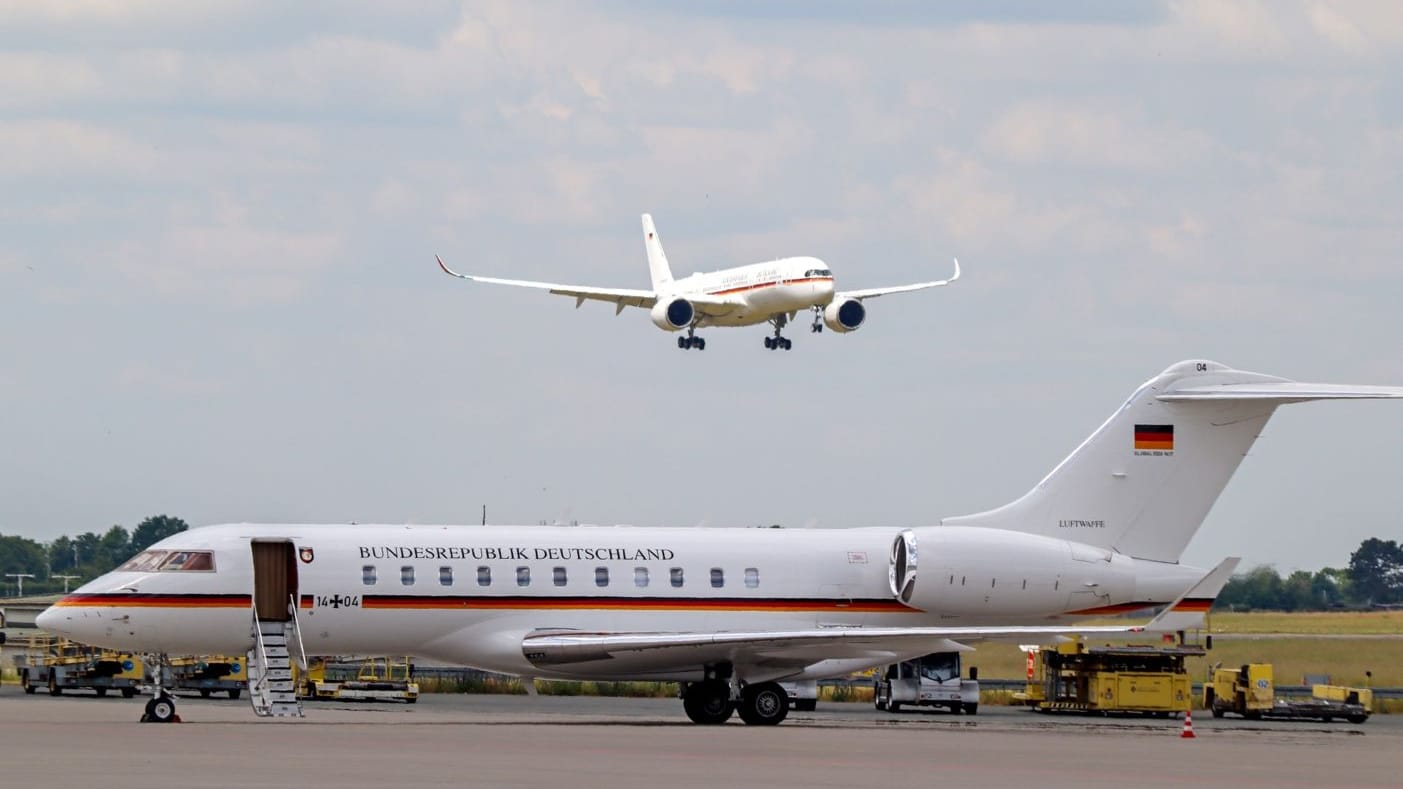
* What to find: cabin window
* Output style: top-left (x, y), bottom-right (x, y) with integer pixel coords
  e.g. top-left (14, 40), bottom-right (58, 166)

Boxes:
top-left (439, 566), bottom-right (453, 587)
top-left (477, 566), bottom-right (491, 587)
top-left (670, 567), bottom-right (684, 588)
top-left (517, 566), bottom-right (531, 587)
top-left (553, 567), bottom-right (568, 587)
top-left (744, 567), bottom-right (759, 588)
top-left (710, 568), bottom-right (724, 588)
top-left (401, 566), bottom-right (415, 586)
top-left (159, 550), bottom-right (215, 572)
top-left (362, 565), bottom-right (377, 586)
top-left (634, 567), bottom-right (649, 588)
top-left (595, 567), bottom-right (609, 588)
top-left (118, 550), bottom-right (169, 572)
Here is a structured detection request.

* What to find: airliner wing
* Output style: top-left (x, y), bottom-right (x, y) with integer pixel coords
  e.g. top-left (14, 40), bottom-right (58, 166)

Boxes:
top-left (837, 258), bottom-right (961, 301)
top-left (438, 256), bottom-right (656, 310)
top-left (522, 557), bottom-right (1236, 674)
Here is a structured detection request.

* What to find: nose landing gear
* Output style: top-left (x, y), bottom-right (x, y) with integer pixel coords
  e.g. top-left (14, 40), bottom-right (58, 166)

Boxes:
top-left (811, 306), bottom-right (824, 333)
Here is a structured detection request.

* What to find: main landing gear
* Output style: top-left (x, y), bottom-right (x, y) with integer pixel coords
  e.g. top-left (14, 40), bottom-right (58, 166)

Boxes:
top-left (141, 653), bottom-right (180, 724)
top-left (764, 314), bottom-right (793, 351)
top-left (680, 679), bottom-right (789, 726)
top-left (677, 326), bottom-right (705, 351)
top-left (810, 305), bottom-right (824, 333)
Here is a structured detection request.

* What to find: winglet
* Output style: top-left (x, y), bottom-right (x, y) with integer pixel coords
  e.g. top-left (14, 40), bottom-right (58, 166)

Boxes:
top-left (1143, 557), bottom-right (1240, 633)
top-left (950, 257), bottom-right (961, 284)
top-left (437, 255), bottom-right (468, 279)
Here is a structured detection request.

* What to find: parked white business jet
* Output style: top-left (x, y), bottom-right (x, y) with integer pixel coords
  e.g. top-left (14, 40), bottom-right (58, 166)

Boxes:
top-left (436, 214), bottom-right (959, 351)
top-left (38, 360), bottom-right (1403, 725)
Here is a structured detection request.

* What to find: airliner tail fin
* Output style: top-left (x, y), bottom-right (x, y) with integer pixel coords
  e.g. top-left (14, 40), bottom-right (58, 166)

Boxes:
top-left (641, 214), bottom-right (673, 290)
top-left (943, 360), bottom-right (1403, 563)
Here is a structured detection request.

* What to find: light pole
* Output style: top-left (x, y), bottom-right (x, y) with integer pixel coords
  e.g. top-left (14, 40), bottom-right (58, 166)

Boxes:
top-left (4, 573), bottom-right (36, 597)
top-left (53, 574), bottom-right (81, 593)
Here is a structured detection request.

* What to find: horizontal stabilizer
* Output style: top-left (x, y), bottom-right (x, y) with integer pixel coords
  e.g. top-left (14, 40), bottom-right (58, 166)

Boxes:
top-left (1160, 383), bottom-right (1403, 402)
top-left (1142, 557), bottom-right (1239, 633)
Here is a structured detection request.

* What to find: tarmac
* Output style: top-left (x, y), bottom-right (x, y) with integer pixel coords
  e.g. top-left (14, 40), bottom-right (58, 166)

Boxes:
top-left (1, 686), bottom-right (1398, 788)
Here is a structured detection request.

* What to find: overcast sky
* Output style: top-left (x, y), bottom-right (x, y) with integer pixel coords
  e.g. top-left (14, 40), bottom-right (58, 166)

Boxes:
top-left (3, 1), bottom-right (1402, 574)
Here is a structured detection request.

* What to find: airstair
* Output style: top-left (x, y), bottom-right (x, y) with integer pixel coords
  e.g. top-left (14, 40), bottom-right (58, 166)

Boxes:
top-left (247, 596), bottom-right (306, 718)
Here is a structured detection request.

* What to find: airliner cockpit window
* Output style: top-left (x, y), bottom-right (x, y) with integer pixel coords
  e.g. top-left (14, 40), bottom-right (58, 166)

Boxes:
top-left (804, 268), bottom-right (832, 278)
top-left (158, 550), bottom-right (215, 572)
top-left (118, 551), bottom-right (169, 572)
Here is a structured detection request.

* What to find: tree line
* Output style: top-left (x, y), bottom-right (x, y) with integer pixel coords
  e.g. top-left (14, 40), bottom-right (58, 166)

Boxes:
top-left (0, 515), bottom-right (188, 596)
top-left (1216, 538), bottom-right (1403, 611)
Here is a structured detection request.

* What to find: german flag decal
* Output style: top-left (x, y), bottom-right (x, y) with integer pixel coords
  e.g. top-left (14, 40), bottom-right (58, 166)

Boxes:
top-left (1134, 424), bottom-right (1174, 453)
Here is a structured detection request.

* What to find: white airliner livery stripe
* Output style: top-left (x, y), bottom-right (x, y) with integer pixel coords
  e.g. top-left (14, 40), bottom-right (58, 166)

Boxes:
top-left (36, 360), bottom-right (1403, 726)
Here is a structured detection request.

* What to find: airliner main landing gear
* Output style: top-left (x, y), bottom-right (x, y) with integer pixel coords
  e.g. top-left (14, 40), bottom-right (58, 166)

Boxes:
top-left (811, 305), bottom-right (824, 333)
top-left (737, 682), bottom-right (789, 726)
top-left (677, 326), bottom-right (705, 351)
top-left (682, 680), bottom-right (733, 724)
top-left (764, 315), bottom-right (792, 351)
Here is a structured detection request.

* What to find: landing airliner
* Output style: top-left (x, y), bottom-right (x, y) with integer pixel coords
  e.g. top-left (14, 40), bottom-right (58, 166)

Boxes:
top-left (436, 214), bottom-right (959, 351)
top-left (38, 360), bottom-right (1403, 725)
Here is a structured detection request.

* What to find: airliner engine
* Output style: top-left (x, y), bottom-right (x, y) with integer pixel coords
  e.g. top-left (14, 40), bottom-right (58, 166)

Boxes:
top-left (888, 528), bottom-right (1138, 617)
top-left (650, 297), bottom-right (694, 331)
top-left (823, 298), bottom-right (866, 332)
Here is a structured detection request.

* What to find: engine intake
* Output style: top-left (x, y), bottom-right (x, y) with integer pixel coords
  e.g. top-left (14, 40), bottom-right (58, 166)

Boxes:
top-left (824, 298), bottom-right (865, 333)
top-left (651, 297), bottom-right (694, 331)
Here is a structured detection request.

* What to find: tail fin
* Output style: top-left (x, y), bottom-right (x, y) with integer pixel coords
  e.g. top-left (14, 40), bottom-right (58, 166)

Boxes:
top-left (1144, 557), bottom-right (1239, 633)
top-left (641, 214), bottom-right (674, 290)
top-left (943, 360), bottom-right (1403, 563)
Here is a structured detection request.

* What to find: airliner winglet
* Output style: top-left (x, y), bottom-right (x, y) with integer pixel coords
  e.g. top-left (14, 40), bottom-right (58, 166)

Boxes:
top-left (436, 255), bottom-right (466, 279)
top-left (437, 216), bottom-right (961, 351)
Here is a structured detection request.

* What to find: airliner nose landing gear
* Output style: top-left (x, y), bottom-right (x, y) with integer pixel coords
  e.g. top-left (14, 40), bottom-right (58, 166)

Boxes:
top-left (141, 653), bottom-right (181, 723)
top-left (677, 327), bottom-right (706, 350)
top-left (764, 315), bottom-right (793, 350)
top-left (810, 306), bottom-right (823, 333)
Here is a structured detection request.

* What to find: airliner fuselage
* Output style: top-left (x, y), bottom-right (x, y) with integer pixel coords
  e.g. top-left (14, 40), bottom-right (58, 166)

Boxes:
top-left (42, 522), bottom-right (1202, 681)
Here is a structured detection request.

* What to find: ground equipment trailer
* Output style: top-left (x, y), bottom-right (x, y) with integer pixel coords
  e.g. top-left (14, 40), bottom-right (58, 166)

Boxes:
top-left (298, 656), bottom-right (419, 703)
top-left (1017, 639), bottom-right (1202, 717)
top-left (1204, 664), bottom-right (1370, 723)
top-left (874, 651), bottom-right (980, 714)
top-left (16, 635), bottom-right (143, 698)
top-left (165, 655), bottom-right (247, 699)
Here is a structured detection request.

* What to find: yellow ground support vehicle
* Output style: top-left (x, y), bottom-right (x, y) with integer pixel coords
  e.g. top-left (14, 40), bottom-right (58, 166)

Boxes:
top-left (298, 657), bottom-right (419, 703)
top-left (166, 655), bottom-right (248, 700)
top-left (1203, 664), bottom-right (1370, 724)
top-left (1016, 639), bottom-right (1202, 717)
top-left (15, 635), bottom-right (144, 698)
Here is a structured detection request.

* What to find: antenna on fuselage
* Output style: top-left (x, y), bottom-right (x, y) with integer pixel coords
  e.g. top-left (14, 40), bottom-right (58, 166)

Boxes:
top-left (482, 505), bottom-right (486, 526)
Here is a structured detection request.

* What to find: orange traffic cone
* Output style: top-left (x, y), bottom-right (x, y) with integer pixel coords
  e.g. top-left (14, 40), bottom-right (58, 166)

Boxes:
top-left (1180, 709), bottom-right (1196, 739)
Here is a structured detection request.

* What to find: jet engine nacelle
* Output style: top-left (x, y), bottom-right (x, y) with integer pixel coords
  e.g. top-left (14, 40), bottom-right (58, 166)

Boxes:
top-left (889, 527), bottom-right (1138, 618)
top-left (650, 297), bottom-right (694, 331)
top-left (823, 298), bottom-right (866, 333)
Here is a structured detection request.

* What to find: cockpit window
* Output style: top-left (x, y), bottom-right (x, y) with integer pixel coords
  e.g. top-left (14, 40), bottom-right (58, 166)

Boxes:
top-left (117, 550), bottom-right (169, 572)
top-left (804, 268), bottom-right (832, 278)
top-left (158, 550), bottom-right (216, 572)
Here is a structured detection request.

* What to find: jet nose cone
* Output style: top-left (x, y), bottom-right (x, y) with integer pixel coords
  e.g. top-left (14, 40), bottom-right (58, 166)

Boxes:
top-left (35, 604), bottom-right (67, 635)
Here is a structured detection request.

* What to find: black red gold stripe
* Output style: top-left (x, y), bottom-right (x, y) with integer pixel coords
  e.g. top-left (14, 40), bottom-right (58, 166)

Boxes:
top-left (708, 276), bottom-right (833, 297)
top-left (54, 593), bottom-right (251, 608)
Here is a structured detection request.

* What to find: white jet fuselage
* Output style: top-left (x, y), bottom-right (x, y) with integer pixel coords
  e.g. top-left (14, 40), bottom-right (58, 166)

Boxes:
top-left (43, 522), bottom-right (1202, 681)
top-left (672, 256), bottom-right (834, 327)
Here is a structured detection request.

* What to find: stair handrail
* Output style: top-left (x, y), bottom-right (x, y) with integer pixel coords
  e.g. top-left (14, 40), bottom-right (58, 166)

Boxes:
top-left (249, 602), bottom-right (272, 699)
top-left (287, 594), bottom-right (310, 672)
